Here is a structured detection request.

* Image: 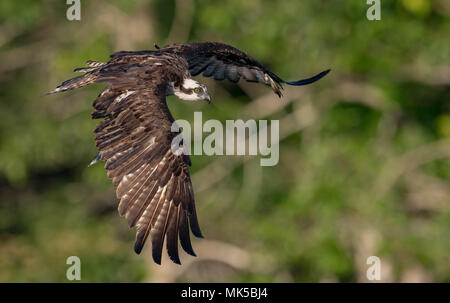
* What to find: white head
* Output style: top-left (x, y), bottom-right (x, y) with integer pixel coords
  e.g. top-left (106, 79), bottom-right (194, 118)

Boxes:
top-left (169, 78), bottom-right (211, 103)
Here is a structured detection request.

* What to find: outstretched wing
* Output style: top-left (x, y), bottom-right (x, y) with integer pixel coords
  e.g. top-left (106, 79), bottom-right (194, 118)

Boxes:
top-left (168, 42), bottom-right (330, 97)
top-left (94, 88), bottom-right (203, 265)
top-left (50, 54), bottom-right (202, 265)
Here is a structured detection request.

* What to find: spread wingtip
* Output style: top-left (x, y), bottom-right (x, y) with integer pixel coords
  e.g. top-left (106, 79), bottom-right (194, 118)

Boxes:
top-left (285, 69), bottom-right (331, 86)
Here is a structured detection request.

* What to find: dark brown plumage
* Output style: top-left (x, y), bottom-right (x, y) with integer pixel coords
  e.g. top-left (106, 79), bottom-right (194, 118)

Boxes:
top-left (49, 41), bottom-right (329, 265)
top-left (111, 42), bottom-right (330, 97)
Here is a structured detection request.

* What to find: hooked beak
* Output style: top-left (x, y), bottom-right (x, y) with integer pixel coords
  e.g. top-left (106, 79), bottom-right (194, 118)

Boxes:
top-left (204, 93), bottom-right (212, 104)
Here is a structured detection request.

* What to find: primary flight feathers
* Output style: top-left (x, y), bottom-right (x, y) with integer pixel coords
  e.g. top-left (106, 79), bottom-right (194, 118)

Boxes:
top-left (49, 41), bottom-right (329, 265)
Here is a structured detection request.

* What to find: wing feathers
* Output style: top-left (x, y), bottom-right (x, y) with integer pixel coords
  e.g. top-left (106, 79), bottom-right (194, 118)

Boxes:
top-left (167, 42), bottom-right (329, 97)
top-left (240, 67), bottom-right (258, 82)
top-left (90, 86), bottom-right (201, 264)
top-left (149, 196), bottom-right (171, 264)
top-left (116, 162), bottom-right (149, 201)
top-left (189, 56), bottom-right (212, 75)
top-left (178, 210), bottom-right (196, 257)
top-left (134, 183), bottom-right (166, 254)
top-left (213, 62), bottom-right (226, 81)
top-left (284, 69), bottom-right (331, 86)
top-left (120, 166), bottom-right (158, 220)
top-left (166, 205), bottom-right (181, 264)
top-left (202, 61), bottom-right (218, 77)
top-left (226, 65), bottom-right (240, 83)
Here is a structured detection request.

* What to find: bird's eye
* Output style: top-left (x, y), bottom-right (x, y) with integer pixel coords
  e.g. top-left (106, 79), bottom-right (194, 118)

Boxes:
top-left (194, 87), bottom-right (202, 93)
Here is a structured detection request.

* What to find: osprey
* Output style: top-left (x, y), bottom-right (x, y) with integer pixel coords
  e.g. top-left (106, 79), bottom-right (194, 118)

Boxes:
top-left (49, 42), bottom-right (329, 265)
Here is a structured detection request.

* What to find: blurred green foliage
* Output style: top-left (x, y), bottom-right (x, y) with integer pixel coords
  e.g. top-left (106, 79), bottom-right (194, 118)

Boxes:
top-left (0, 0), bottom-right (449, 282)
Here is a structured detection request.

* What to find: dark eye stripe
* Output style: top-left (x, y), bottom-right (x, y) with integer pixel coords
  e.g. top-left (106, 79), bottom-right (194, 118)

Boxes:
top-left (180, 86), bottom-right (193, 94)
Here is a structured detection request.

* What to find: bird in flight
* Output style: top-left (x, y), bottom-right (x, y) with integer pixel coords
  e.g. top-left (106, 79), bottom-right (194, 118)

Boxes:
top-left (49, 42), bottom-right (330, 265)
